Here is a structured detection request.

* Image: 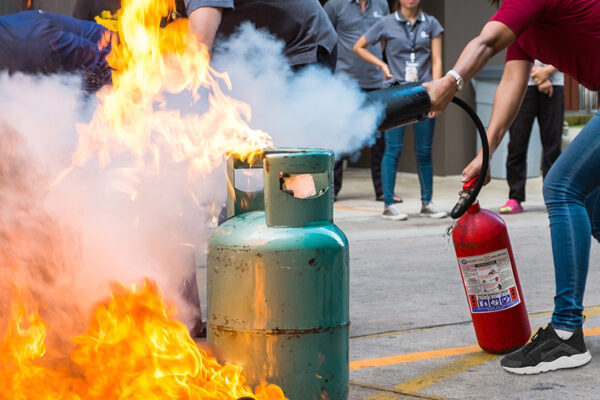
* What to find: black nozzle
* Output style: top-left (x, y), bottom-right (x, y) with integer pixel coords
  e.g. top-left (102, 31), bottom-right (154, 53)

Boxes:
top-left (237, 398), bottom-right (255, 400)
top-left (364, 85), bottom-right (489, 219)
top-left (450, 188), bottom-right (476, 219)
top-left (365, 83), bottom-right (431, 131)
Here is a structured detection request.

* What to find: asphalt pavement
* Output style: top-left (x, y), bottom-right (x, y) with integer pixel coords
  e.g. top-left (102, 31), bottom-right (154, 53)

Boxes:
top-left (195, 166), bottom-right (600, 399)
top-left (334, 168), bottom-right (600, 400)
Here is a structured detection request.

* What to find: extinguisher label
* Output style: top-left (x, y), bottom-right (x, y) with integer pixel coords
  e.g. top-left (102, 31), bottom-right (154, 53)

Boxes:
top-left (457, 248), bottom-right (520, 313)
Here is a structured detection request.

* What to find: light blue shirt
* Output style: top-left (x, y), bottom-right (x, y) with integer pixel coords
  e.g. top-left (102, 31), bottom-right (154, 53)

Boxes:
top-left (365, 11), bottom-right (443, 85)
top-left (324, 0), bottom-right (389, 89)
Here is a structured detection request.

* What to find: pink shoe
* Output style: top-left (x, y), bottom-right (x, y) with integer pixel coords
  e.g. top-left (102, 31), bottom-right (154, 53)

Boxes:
top-left (499, 199), bottom-right (523, 214)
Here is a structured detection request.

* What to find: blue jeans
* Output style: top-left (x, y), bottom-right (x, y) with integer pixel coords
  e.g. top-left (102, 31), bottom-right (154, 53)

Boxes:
top-left (381, 118), bottom-right (436, 206)
top-left (543, 110), bottom-right (600, 331)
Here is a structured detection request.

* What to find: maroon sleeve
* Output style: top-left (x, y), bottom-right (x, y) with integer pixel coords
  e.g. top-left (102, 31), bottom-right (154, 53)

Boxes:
top-left (489, 0), bottom-right (547, 37)
top-left (505, 40), bottom-right (533, 62)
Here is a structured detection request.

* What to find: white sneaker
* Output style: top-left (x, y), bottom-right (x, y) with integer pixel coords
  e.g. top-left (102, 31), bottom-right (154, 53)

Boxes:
top-left (382, 204), bottom-right (408, 220)
top-left (420, 201), bottom-right (447, 219)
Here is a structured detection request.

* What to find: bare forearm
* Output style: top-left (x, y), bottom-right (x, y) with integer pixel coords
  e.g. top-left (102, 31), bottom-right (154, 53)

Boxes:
top-left (424, 21), bottom-right (516, 113)
top-left (353, 39), bottom-right (385, 68)
top-left (431, 36), bottom-right (442, 80)
top-left (431, 56), bottom-right (442, 80)
top-left (452, 21), bottom-right (516, 83)
top-left (188, 7), bottom-right (223, 50)
top-left (487, 85), bottom-right (523, 153)
top-left (486, 61), bottom-right (531, 154)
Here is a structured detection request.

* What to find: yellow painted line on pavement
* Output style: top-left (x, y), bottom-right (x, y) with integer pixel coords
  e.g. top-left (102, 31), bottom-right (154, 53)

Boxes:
top-left (362, 390), bottom-right (446, 400)
top-left (350, 345), bottom-right (481, 370)
top-left (584, 327), bottom-right (600, 336)
top-left (352, 323), bottom-right (600, 372)
top-left (351, 305), bottom-right (600, 371)
top-left (361, 353), bottom-right (497, 400)
top-left (350, 381), bottom-right (449, 400)
top-left (359, 325), bottom-right (600, 400)
top-left (334, 205), bottom-right (381, 213)
top-left (352, 305), bottom-right (600, 342)
top-left (352, 307), bottom-right (600, 399)
top-left (390, 352), bottom-right (498, 394)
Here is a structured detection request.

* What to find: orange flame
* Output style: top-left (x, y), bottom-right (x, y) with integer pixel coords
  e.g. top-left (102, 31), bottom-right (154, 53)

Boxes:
top-left (0, 281), bottom-right (287, 399)
top-left (97, 29), bottom-right (113, 52)
top-left (73, 0), bottom-right (272, 183)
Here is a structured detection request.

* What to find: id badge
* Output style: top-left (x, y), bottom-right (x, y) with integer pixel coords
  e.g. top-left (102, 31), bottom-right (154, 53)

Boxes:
top-left (405, 61), bottom-right (419, 83)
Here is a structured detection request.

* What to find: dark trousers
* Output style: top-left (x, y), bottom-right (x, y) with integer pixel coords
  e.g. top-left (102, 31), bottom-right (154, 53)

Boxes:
top-left (334, 87), bottom-right (385, 198)
top-left (506, 85), bottom-right (564, 202)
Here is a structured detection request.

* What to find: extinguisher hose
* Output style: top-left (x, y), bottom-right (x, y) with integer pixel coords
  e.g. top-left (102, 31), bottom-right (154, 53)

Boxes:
top-left (449, 96), bottom-right (490, 219)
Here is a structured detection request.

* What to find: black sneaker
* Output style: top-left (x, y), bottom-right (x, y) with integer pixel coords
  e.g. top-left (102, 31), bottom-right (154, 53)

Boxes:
top-left (501, 324), bottom-right (591, 374)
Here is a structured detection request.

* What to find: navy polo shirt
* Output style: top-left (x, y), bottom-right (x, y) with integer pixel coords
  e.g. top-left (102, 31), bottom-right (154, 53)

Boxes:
top-left (365, 11), bottom-right (443, 85)
top-left (324, 0), bottom-right (389, 89)
top-left (0, 11), bottom-right (112, 90)
top-left (185, 0), bottom-right (338, 66)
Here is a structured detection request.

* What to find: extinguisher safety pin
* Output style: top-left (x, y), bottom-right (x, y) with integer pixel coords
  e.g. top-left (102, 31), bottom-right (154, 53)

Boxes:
top-left (445, 223), bottom-right (456, 251)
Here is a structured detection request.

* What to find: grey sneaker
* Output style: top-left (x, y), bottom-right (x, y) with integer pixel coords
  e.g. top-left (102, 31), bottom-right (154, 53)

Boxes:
top-left (420, 201), bottom-right (447, 218)
top-left (382, 204), bottom-right (408, 220)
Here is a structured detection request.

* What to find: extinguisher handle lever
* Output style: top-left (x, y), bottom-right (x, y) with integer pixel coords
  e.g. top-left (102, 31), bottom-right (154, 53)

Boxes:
top-left (462, 176), bottom-right (478, 191)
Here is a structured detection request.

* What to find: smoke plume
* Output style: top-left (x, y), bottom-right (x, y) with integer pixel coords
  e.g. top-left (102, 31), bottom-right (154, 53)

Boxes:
top-left (0, 24), bottom-right (381, 361)
top-left (212, 23), bottom-right (382, 159)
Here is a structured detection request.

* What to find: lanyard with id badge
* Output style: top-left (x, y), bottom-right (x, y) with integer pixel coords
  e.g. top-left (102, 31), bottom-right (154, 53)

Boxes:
top-left (399, 12), bottom-right (419, 83)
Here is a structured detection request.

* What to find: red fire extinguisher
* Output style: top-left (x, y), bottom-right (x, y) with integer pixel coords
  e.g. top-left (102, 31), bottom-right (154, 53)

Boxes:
top-left (451, 178), bottom-right (531, 354)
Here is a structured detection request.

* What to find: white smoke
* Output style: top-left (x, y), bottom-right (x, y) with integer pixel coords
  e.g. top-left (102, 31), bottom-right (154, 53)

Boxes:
top-left (0, 24), bottom-right (381, 351)
top-left (0, 72), bottom-right (214, 343)
top-left (212, 23), bottom-right (382, 159)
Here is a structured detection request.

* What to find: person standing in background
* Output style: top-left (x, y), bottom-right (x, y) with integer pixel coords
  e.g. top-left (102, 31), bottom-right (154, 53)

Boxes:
top-left (499, 61), bottom-right (564, 214)
top-left (185, 0), bottom-right (338, 71)
top-left (324, 0), bottom-right (403, 203)
top-left (354, 0), bottom-right (447, 220)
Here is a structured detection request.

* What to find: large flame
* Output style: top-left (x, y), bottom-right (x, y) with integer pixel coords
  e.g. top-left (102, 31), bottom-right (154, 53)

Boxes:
top-left (72, 0), bottom-right (272, 182)
top-left (0, 0), bottom-right (287, 397)
top-left (0, 281), bottom-right (287, 399)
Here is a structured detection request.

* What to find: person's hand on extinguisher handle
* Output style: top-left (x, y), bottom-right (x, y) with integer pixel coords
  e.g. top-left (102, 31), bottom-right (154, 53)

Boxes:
top-left (461, 147), bottom-right (492, 184)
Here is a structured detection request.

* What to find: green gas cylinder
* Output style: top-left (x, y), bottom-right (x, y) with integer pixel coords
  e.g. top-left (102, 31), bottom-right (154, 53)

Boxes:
top-left (207, 149), bottom-right (349, 400)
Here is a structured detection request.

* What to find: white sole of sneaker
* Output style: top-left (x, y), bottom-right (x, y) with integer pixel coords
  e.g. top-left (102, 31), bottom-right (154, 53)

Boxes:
top-left (420, 213), bottom-right (447, 219)
top-left (382, 214), bottom-right (408, 221)
top-left (502, 351), bottom-right (592, 375)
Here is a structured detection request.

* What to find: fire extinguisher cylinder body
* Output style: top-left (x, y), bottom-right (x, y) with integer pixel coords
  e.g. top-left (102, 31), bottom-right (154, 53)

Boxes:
top-left (452, 202), bottom-right (531, 354)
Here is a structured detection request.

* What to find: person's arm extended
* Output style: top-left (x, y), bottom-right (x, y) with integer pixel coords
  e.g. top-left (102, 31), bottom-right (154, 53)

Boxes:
top-left (424, 20), bottom-right (517, 112)
top-left (353, 35), bottom-right (392, 79)
top-left (187, 6), bottom-right (223, 50)
top-left (431, 35), bottom-right (442, 80)
top-left (461, 59), bottom-right (531, 181)
top-left (428, 34), bottom-right (443, 118)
